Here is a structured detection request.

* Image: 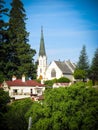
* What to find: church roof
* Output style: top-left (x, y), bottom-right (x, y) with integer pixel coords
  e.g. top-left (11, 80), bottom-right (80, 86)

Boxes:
top-left (39, 26), bottom-right (46, 56)
top-left (65, 60), bottom-right (76, 71)
top-left (54, 61), bottom-right (74, 74)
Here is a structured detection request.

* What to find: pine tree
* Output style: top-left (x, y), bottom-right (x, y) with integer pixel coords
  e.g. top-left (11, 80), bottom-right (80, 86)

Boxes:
top-left (91, 48), bottom-right (98, 85)
top-left (77, 45), bottom-right (89, 71)
top-left (74, 45), bottom-right (89, 81)
top-left (6, 0), bottom-right (36, 79)
top-left (0, 0), bottom-right (9, 82)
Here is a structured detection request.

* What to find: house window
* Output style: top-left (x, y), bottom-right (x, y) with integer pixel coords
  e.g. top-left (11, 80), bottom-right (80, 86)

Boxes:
top-left (30, 89), bottom-right (33, 95)
top-left (37, 88), bottom-right (42, 95)
top-left (13, 89), bottom-right (18, 95)
top-left (51, 69), bottom-right (56, 77)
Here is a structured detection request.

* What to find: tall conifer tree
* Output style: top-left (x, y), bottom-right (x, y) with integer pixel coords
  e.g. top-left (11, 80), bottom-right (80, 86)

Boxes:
top-left (91, 48), bottom-right (98, 85)
top-left (74, 45), bottom-right (89, 81)
top-left (0, 0), bottom-right (9, 81)
top-left (6, 0), bottom-right (36, 79)
top-left (77, 45), bottom-right (89, 71)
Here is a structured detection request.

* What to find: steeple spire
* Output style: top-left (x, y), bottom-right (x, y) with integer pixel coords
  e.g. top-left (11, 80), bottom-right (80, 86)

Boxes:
top-left (39, 26), bottom-right (46, 56)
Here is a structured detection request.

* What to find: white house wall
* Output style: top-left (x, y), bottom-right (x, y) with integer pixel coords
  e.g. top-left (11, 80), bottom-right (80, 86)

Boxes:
top-left (9, 86), bottom-right (45, 97)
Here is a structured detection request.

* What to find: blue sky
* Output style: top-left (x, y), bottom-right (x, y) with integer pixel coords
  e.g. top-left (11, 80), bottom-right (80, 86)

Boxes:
top-left (4, 0), bottom-right (98, 64)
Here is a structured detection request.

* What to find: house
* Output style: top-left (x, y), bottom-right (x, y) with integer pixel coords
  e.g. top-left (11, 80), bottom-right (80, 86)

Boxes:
top-left (1, 75), bottom-right (45, 100)
top-left (53, 82), bottom-right (71, 88)
top-left (37, 27), bottom-right (76, 82)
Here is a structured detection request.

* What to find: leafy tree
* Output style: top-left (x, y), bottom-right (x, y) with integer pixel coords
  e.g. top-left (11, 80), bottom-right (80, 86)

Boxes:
top-left (0, 88), bottom-right (10, 129)
top-left (5, 0), bottom-right (36, 79)
top-left (26, 83), bottom-right (98, 130)
top-left (5, 98), bottom-right (33, 130)
top-left (90, 48), bottom-right (98, 85)
top-left (0, 88), bottom-right (10, 113)
top-left (0, 0), bottom-right (9, 82)
top-left (74, 69), bottom-right (87, 81)
top-left (74, 45), bottom-right (89, 81)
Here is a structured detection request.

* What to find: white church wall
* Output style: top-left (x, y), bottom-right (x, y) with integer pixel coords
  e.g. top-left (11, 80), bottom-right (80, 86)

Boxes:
top-left (37, 56), bottom-right (47, 80)
top-left (63, 74), bottom-right (75, 81)
top-left (46, 61), bottom-right (62, 80)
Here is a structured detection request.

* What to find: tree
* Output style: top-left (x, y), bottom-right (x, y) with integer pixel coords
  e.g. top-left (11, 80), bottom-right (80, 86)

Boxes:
top-left (77, 45), bottom-right (89, 71)
top-left (0, 0), bottom-right (9, 82)
top-left (74, 69), bottom-right (87, 81)
top-left (5, 98), bottom-right (33, 130)
top-left (5, 0), bottom-right (36, 79)
top-left (26, 83), bottom-right (98, 130)
top-left (90, 48), bottom-right (98, 85)
top-left (0, 88), bottom-right (10, 129)
top-left (74, 45), bottom-right (89, 81)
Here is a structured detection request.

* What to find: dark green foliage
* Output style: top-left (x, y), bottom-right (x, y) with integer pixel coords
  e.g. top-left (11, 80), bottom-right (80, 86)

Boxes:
top-left (0, 88), bottom-right (10, 113)
top-left (0, 88), bottom-right (10, 129)
top-left (77, 45), bottom-right (89, 71)
top-left (1, 0), bottom-right (36, 80)
top-left (0, 0), bottom-right (9, 82)
top-left (26, 83), bottom-right (98, 130)
top-left (90, 48), bottom-right (98, 85)
top-left (5, 98), bottom-right (33, 130)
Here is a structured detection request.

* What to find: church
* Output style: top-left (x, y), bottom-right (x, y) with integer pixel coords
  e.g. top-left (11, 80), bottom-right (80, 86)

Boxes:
top-left (37, 27), bottom-right (76, 83)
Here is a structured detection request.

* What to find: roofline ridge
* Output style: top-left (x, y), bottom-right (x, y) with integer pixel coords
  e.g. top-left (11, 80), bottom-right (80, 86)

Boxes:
top-left (65, 61), bottom-right (74, 73)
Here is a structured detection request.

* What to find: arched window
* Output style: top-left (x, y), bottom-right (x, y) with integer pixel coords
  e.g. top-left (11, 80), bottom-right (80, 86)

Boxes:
top-left (51, 69), bottom-right (56, 77)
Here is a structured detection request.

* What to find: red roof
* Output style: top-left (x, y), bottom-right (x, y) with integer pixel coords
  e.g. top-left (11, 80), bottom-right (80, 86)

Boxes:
top-left (5, 79), bottom-right (44, 87)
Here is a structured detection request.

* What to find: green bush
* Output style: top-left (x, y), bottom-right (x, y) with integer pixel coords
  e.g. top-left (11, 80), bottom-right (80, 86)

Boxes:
top-left (44, 77), bottom-right (70, 87)
top-left (57, 77), bottom-right (70, 83)
top-left (44, 78), bottom-right (57, 87)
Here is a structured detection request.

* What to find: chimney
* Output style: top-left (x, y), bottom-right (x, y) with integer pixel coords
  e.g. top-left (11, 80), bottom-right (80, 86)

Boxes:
top-left (12, 75), bottom-right (16, 81)
top-left (22, 74), bottom-right (25, 82)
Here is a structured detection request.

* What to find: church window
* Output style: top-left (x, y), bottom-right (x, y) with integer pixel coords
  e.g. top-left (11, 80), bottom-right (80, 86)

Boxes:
top-left (51, 69), bottom-right (56, 77)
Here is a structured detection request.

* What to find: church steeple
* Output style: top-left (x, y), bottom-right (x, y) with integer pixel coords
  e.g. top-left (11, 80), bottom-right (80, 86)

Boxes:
top-left (37, 26), bottom-right (47, 83)
top-left (39, 26), bottom-right (46, 56)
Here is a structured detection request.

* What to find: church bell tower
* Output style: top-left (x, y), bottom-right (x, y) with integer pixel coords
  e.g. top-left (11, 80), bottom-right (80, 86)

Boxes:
top-left (37, 26), bottom-right (47, 82)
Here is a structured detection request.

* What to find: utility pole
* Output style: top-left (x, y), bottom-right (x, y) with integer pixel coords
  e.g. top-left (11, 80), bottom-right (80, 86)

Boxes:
top-left (28, 116), bottom-right (32, 130)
